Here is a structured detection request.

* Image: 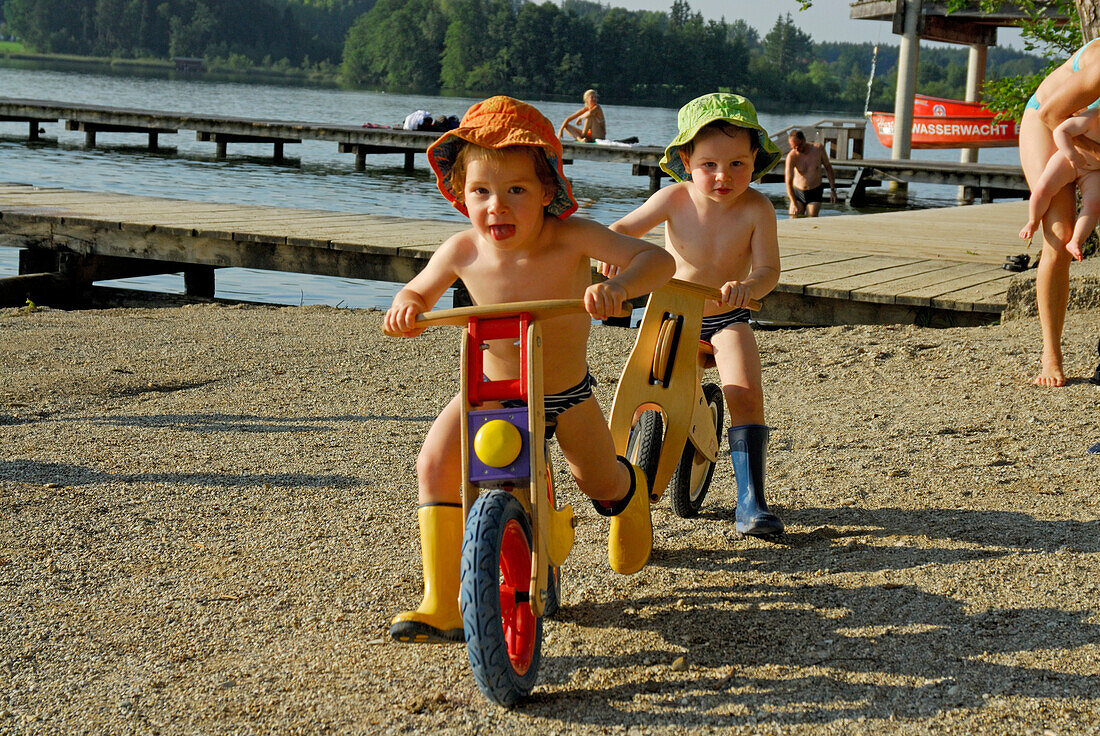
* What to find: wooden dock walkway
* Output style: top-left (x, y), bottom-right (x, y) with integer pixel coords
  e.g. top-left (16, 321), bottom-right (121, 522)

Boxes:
top-left (0, 183), bottom-right (1031, 325)
top-left (0, 97), bottom-right (1027, 198)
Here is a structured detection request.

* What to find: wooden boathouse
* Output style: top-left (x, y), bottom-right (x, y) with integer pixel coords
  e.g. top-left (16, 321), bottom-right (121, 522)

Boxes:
top-left (0, 183), bottom-right (1031, 326)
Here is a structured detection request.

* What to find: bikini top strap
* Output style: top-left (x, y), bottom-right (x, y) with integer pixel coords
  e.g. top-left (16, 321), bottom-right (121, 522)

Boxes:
top-left (1072, 37), bottom-right (1100, 72)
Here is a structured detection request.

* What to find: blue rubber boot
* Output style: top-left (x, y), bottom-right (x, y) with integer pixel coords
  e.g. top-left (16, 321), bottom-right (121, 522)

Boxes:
top-left (728, 424), bottom-right (784, 537)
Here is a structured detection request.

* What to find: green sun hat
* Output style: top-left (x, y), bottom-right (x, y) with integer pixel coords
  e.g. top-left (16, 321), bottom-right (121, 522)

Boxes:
top-left (659, 92), bottom-right (781, 183)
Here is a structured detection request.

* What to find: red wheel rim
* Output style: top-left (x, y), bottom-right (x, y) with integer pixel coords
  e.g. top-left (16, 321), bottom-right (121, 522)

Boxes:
top-left (498, 518), bottom-right (536, 674)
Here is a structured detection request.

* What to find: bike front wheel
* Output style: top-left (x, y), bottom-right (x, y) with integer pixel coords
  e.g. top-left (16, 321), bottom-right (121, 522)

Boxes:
top-left (625, 409), bottom-right (663, 500)
top-left (461, 490), bottom-right (542, 707)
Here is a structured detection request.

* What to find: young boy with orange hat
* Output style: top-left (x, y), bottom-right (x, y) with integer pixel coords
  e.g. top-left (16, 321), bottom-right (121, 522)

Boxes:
top-left (383, 96), bottom-right (675, 643)
top-left (604, 92), bottom-right (785, 537)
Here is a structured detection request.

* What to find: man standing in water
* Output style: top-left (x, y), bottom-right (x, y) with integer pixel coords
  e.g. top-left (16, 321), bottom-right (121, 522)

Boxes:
top-left (785, 129), bottom-right (836, 217)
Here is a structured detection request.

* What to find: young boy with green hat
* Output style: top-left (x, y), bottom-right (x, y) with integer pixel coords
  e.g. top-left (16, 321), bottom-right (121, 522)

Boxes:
top-left (604, 92), bottom-right (785, 537)
top-left (383, 96), bottom-right (675, 643)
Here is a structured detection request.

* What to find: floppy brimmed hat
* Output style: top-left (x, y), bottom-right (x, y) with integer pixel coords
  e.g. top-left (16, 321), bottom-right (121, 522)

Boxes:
top-left (427, 96), bottom-right (578, 218)
top-left (659, 92), bottom-right (781, 183)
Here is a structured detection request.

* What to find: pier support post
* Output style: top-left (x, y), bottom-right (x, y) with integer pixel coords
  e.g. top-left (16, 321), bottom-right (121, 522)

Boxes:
top-left (403, 151), bottom-right (415, 172)
top-left (355, 146), bottom-right (366, 171)
top-left (216, 141), bottom-right (227, 159)
top-left (149, 131), bottom-right (159, 151)
top-left (958, 42), bottom-right (988, 204)
top-left (85, 129), bottom-right (97, 148)
top-left (889, 0), bottom-right (922, 198)
top-left (274, 141), bottom-right (284, 163)
top-left (28, 121), bottom-right (40, 141)
top-left (184, 266), bottom-right (216, 298)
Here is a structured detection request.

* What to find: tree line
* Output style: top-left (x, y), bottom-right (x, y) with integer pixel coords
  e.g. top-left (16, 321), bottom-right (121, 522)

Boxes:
top-left (0, 0), bottom-right (372, 66)
top-left (341, 1), bottom-right (1044, 109)
top-left (1, 0), bottom-right (1046, 111)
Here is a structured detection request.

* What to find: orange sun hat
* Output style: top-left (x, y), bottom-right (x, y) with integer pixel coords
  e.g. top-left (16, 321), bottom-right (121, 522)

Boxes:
top-left (427, 96), bottom-right (578, 219)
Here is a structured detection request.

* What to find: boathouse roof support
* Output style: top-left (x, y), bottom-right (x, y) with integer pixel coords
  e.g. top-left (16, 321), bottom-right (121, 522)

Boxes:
top-left (891, 0), bottom-right (922, 184)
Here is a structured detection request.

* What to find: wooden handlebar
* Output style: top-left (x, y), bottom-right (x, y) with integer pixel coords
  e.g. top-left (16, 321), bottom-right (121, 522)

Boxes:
top-left (383, 281), bottom-right (763, 337)
top-left (665, 278), bottom-right (762, 311)
top-left (383, 299), bottom-right (589, 336)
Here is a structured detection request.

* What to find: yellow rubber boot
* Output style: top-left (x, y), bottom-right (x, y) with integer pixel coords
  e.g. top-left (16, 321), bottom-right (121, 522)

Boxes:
top-left (389, 503), bottom-right (465, 643)
top-left (593, 457), bottom-right (652, 575)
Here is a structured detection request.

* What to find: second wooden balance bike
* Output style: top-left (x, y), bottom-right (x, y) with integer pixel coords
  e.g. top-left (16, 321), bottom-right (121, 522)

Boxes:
top-left (610, 279), bottom-right (760, 517)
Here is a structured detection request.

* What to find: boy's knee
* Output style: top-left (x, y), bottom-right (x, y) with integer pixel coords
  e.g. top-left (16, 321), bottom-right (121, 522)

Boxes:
top-left (416, 446), bottom-right (450, 485)
top-left (722, 383), bottom-right (763, 415)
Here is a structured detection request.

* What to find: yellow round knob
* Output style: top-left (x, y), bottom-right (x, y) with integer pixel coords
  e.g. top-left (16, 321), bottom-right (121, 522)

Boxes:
top-left (474, 420), bottom-right (523, 468)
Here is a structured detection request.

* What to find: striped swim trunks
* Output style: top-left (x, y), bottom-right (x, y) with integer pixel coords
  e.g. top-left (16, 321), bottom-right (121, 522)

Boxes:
top-left (503, 371), bottom-right (597, 421)
top-left (699, 308), bottom-right (752, 344)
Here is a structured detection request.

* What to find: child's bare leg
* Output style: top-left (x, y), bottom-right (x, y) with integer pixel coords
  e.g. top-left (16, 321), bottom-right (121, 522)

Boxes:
top-left (710, 324), bottom-right (782, 536)
top-left (709, 323), bottom-right (765, 426)
top-left (1022, 155), bottom-right (1077, 240)
top-left (415, 394), bottom-right (464, 505)
top-left (1067, 170), bottom-right (1100, 260)
top-left (390, 394), bottom-right (465, 643)
top-left (555, 398), bottom-right (652, 574)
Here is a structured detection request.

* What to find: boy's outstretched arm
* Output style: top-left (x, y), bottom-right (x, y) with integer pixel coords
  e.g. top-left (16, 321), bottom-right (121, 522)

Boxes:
top-left (580, 218), bottom-right (675, 319)
top-left (601, 188), bottom-right (674, 277)
top-left (383, 236), bottom-right (463, 337)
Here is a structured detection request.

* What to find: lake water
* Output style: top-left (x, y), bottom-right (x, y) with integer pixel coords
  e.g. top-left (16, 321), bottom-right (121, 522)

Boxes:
top-left (0, 64), bottom-right (1024, 309)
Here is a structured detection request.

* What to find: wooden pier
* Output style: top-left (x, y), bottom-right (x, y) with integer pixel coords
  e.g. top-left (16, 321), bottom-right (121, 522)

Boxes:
top-left (0, 97), bottom-right (1028, 198)
top-left (0, 183), bottom-right (1031, 326)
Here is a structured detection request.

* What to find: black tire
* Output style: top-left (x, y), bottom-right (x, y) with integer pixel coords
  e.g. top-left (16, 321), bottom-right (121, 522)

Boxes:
top-left (461, 491), bottom-right (542, 707)
top-left (625, 409), bottom-right (663, 501)
top-left (669, 382), bottom-right (724, 518)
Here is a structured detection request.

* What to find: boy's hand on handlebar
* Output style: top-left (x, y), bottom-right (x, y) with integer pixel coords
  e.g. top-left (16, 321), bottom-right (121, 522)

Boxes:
top-left (720, 281), bottom-right (754, 310)
top-left (384, 295), bottom-right (428, 337)
top-left (584, 281), bottom-right (628, 321)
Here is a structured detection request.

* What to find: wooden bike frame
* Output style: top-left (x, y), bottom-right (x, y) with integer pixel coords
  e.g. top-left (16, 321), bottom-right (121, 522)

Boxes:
top-left (608, 279), bottom-right (760, 501)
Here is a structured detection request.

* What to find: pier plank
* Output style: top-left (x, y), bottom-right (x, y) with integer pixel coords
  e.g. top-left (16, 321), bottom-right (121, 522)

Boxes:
top-left (0, 182), bottom-right (1028, 319)
top-left (804, 260), bottom-right (956, 298)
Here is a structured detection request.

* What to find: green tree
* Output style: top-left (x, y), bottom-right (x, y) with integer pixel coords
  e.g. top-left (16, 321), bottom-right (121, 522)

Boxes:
top-left (341, 0), bottom-right (444, 91)
top-left (762, 12), bottom-right (813, 71)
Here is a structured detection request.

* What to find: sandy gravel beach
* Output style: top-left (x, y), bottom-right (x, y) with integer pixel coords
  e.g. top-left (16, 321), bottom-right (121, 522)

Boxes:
top-left (1, 298), bottom-right (1099, 735)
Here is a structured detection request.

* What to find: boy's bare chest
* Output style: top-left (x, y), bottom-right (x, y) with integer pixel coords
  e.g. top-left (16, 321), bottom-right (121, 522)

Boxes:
top-left (666, 211), bottom-right (752, 255)
top-left (462, 251), bottom-right (589, 304)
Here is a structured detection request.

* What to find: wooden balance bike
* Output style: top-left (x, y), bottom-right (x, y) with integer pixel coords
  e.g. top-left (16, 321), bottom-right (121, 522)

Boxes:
top-left (387, 298), bottom-right (598, 707)
top-left (609, 279), bottom-right (760, 517)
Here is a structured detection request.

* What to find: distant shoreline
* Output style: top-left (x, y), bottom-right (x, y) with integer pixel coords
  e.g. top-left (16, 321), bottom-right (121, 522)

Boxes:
top-left (0, 52), bottom-right (341, 88)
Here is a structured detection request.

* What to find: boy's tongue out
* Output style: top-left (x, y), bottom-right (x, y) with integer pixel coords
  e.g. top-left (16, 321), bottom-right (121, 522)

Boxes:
top-left (489, 224), bottom-right (516, 240)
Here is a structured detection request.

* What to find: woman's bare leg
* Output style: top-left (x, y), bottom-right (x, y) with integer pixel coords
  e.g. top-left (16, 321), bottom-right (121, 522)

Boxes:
top-left (1021, 108), bottom-right (1075, 387)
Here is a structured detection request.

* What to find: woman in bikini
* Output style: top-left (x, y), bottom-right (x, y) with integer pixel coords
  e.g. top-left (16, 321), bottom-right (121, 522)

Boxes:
top-left (1020, 37), bottom-right (1100, 387)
